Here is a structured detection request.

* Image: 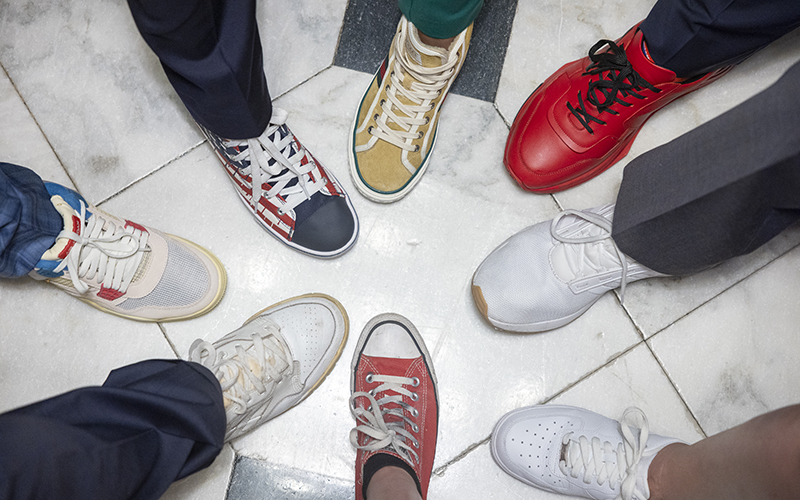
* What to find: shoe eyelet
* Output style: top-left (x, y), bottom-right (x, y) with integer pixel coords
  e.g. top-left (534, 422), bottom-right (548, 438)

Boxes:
top-left (367, 405), bottom-right (373, 412)
top-left (410, 392), bottom-right (419, 402)
top-left (424, 116), bottom-right (430, 124)
top-left (373, 114), bottom-right (379, 121)
top-left (413, 145), bottom-right (420, 152)
top-left (411, 408), bottom-right (419, 418)
top-left (367, 126), bottom-right (374, 134)
top-left (368, 389), bottom-right (376, 397)
top-left (365, 373), bottom-right (374, 383)
top-left (411, 377), bottom-right (420, 387)
top-left (412, 439), bottom-right (419, 448)
top-left (412, 424), bottom-right (419, 433)
top-left (380, 99), bottom-right (386, 107)
top-left (417, 131), bottom-right (423, 139)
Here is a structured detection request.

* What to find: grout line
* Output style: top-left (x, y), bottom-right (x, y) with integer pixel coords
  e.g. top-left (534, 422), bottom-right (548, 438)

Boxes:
top-left (433, 338), bottom-right (646, 473)
top-left (223, 451), bottom-right (241, 500)
top-left (95, 140), bottom-right (206, 206)
top-left (0, 62), bottom-right (81, 192)
top-left (272, 65), bottom-right (334, 102)
top-left (643, 338), bottom-right (708, 439)
top-left (433, 436), bottom-right (490, 476)
top-left (157, 322), bottom-right (181, 359)
top-left (627, 235), bottom-right (800, 342)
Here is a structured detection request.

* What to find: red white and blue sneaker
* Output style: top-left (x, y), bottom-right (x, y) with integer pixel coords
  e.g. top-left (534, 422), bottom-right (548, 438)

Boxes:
top-left (200, 108), bottom-right (359, 258)
top-left (29, 183), bottom-right (226, 321)
top-left (350, 313), bottom-right (439, 500)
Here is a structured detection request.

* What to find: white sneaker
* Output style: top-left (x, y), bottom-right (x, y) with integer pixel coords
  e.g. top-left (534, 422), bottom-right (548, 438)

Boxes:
top-left (471, 204), bottom-right (664, 332)
top-left (188, 293), bottom-right (349, 441)
top-left (491, 405), bottom-right (682, 500)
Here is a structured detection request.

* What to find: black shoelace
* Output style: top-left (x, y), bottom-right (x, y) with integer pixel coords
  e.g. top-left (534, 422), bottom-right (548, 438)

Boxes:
top-left (567, 39), bottom-right (660, 134)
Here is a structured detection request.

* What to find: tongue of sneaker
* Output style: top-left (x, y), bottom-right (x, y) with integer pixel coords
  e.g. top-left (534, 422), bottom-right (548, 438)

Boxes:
top-left (40, 195), bottom-right (80, 261)
top-left (405, 26), bottom-right (449, 68)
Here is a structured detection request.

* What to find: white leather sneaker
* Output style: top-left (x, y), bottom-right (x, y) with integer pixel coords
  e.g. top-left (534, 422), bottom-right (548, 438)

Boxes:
top-left (189, 293), bottom-right (349, 441)
top-left (472, 204), bottom-right (664, 332)
top-left (491, 405), bottom-right (682, 500)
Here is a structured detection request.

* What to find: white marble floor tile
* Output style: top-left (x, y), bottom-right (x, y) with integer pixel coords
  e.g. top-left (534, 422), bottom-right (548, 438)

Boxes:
top-left (258, 0), bottom-right (348, 98)
top-left (432, 291), bottom-right (642, 465)
top-left (0, 66), bottom-right (72, 187)
top-left (0, 0), bottom-right (203, 203)
top-left (430, 344), bottom-right (705, 499)
top-left (0, 278), bottom-right (174, 413)
top-left (649, 244), bottom-right (800, 436)
top-left (622, 222), bottom-right (800, 337)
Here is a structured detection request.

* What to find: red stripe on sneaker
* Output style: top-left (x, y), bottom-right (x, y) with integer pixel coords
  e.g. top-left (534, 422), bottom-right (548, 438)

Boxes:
top-left (97, 286), bottom-right (125, 301)
top-left (57, 215), bottom-right (82, 259)
top-left (125, 220), bottom-right (148, 233)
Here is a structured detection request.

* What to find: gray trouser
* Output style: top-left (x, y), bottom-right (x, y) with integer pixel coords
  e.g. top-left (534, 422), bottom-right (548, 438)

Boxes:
top-left (611, 60), bottom-right (800, 276)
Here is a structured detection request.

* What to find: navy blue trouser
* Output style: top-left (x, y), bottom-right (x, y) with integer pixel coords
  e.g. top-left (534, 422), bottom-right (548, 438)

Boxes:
top-left (125, 0), bottom-right (483, 139)
top-left (642, 0), bottom-right (800, 77)
top-left (0, 360), bottom-right (225, 500)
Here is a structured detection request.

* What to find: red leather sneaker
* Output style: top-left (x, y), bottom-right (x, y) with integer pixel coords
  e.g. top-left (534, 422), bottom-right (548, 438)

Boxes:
top-left (349, 313), bottom-right (438, 500)
top-left (504, 24), bottom-right (732, 193)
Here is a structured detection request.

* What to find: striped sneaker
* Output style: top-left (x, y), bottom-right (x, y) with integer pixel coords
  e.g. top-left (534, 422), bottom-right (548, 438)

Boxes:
top-left (201, 108), bottom-right (359, 258)
top-left (349, 16), bottom-right (472, 203)
top-left (29, 183), bottom-right (226, 322)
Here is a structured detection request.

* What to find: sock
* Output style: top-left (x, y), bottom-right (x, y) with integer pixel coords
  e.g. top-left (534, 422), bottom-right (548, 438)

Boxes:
top-left (362, 453), bottom-right (422, 500)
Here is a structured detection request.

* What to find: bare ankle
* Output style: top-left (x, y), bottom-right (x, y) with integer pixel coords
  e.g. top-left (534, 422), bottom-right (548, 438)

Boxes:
top-left (418, 32), bottom-right (455, 49)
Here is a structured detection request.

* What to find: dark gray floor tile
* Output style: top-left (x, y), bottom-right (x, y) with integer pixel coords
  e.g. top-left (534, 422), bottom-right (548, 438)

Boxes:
top-left (334, 0), bottom-right (518, 102)
top-left (227, 457), bottom-right (354, 500)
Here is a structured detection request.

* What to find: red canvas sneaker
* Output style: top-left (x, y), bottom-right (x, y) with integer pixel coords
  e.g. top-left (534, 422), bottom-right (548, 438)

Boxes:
top-left (349, 313), bottom-right (438, 500)
top-left (504, 24), bottom-right (732, 193)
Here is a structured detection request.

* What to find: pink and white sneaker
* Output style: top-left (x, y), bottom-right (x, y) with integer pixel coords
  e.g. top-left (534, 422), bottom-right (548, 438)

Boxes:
top-left (200, 108), bottom-right (359, 258)
top-left (350, 313), bottom-right (439, 500)
top-left (29, 183), bottom-right (226, 322)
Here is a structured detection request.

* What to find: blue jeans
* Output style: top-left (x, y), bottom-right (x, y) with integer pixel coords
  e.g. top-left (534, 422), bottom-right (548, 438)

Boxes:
top-left (0, 163), bottom-right (61, 279)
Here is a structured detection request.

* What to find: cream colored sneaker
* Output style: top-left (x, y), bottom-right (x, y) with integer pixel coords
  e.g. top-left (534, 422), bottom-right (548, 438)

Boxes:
top-left (349, 16), bottom-right (472, 203)
top-left (189, 293), bottom-right (349, 441)
top-left (29, 182), bottom-right (226, 322)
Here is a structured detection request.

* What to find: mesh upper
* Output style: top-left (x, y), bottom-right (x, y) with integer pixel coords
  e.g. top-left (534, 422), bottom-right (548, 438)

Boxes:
top-left (118, 238), bottom-right (209, 310)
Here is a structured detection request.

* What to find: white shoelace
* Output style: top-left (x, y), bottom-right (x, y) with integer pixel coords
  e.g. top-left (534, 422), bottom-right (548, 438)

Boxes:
top-left (559, 407), bottom-right (651, 500)
top-left (358, 19), bottom-right (461, 171)
top-left (350, 373), bottom-right (421, 465)
top-left (551, 208), bottom-right (633, 300)
top-left (54, 200), bottom-right (148, 294)
top-left (223, 108), bottom-right (326, 215)
top-left (190, 318), bottom-right (291, 416)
